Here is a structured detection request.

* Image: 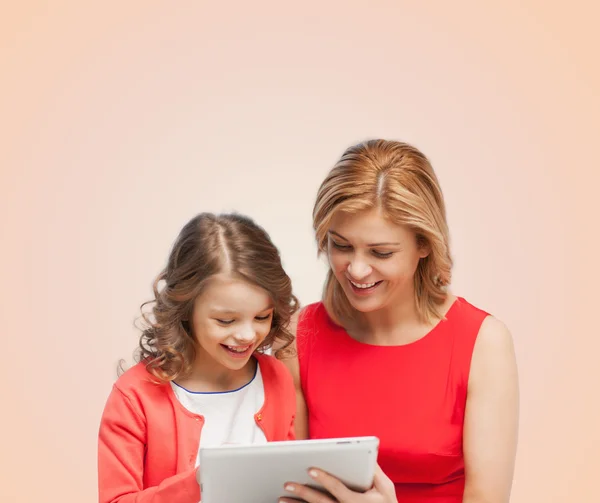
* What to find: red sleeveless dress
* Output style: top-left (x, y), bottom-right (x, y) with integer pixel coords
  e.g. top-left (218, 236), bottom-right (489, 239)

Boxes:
top-left (296, 297), bottom-right (489, 502)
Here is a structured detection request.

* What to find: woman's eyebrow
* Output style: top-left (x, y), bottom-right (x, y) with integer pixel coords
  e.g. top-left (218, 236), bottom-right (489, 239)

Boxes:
top-left (328, 230), bottom-right (400, 247)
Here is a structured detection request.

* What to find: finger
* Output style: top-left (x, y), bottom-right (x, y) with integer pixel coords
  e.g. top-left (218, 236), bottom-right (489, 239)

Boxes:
top-left (307, 468), bottom-right (356, 501)
top-left (372, 463), bottom-right (395, 494)
top-left (280, 481), bottom-right (335, 503)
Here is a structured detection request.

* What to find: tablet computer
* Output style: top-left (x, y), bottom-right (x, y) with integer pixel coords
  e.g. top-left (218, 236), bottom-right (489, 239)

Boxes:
top-left (199, 436), bottom-right (379, 503)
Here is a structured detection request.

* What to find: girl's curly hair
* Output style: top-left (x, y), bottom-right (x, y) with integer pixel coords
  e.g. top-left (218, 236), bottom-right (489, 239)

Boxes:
top-left (136, 212), bottom-right (299, 382)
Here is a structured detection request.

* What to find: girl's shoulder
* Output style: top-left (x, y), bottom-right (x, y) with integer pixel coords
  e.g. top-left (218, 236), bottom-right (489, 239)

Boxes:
top-left (255, 351), bottom-right (293, 383)
top-left (112, 360), bottom-right (167, 398)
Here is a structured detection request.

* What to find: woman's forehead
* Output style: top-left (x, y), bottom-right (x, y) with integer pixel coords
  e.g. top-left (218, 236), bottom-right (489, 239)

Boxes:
top-left (329, 209), bottom-right (411, 243)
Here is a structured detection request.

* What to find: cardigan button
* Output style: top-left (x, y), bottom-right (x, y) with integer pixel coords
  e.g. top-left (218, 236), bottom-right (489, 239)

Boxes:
top-left (256, 413), bottom-right (263, 421)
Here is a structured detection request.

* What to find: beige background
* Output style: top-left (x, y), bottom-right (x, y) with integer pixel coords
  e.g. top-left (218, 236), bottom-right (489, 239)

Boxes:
top-left (1, 1), bottom-right (598, 502)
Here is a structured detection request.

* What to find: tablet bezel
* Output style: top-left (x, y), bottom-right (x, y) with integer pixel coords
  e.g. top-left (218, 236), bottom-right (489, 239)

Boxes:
top-left (199, 436), bottom-right (380, 503)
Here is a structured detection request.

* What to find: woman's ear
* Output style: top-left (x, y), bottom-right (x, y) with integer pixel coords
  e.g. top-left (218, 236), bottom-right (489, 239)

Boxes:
top-left (417, 235), bottom-right (431, 259)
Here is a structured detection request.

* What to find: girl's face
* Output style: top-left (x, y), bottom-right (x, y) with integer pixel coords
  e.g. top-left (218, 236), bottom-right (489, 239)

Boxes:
top-left (190, 273), bottom-right (274, 372)
top-left (327, 207), bottom-right (429, 313)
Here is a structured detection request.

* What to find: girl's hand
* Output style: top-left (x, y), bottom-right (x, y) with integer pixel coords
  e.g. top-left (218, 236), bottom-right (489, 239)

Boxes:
top-left (279, 463), bottom-right (397, 503)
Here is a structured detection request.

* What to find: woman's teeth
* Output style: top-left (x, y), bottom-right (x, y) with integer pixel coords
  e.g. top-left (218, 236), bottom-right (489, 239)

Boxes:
top-left (350, 280), bottom-right (378, 289)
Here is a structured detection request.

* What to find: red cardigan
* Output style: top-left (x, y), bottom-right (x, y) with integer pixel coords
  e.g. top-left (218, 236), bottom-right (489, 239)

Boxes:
top-left (98, 353), bottom-right (296, 503)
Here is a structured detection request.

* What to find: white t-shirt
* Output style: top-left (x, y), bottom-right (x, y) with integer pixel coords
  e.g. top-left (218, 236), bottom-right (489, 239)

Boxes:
top-left (170, 365), bottom-right (268, 467)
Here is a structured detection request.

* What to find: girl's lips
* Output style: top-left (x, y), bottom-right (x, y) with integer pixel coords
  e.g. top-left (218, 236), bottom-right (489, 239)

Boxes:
top-left (220, 344), bottom-right (254, 359)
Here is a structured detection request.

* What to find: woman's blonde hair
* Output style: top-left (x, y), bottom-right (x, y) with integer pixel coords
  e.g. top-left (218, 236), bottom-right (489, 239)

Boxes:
top-left (313, 139), bottom-right (452, 326)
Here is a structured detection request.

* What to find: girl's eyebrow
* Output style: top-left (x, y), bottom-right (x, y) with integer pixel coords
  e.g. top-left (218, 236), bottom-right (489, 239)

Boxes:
top-left (210, 305), bottom-right (274, 314)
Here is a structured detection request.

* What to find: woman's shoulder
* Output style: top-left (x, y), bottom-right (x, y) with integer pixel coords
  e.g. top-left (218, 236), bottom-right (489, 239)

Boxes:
top-left (453, 296), bottom-right (490, 317)
top-left (296, 301), bottom-right (332, 329)
top-left (449, 296), bottom-right (513, 355)
top-left (299, 301), bottom-right (325, 317)
top-left (449, 296), bottom-right (492, 330)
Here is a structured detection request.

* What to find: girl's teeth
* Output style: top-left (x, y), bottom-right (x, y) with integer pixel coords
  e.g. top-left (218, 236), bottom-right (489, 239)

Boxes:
top-left (227, 345), bottom-right (250, 353)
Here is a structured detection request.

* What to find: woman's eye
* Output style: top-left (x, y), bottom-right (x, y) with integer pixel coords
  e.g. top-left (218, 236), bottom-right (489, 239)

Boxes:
top-left (255, 314), bottom-right (272, 321)
top-left (331, 241), bottom-right (351, 250)
top-left (372, 250), bottom-right (393, 258)
top-left (216, 319), bottom-right (235, 325)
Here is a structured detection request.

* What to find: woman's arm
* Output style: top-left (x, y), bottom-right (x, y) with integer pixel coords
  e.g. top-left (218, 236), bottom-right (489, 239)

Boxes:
top-left (275, 311), bottom-right (309, 439)
top-left (98, 386), bottom-right (200, 503)
top-left (462, 316), bottom-right (520, 503)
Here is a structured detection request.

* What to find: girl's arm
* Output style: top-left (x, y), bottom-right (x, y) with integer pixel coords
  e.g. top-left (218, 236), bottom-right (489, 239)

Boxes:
top-left (98, 386), bottom-right (200, 503)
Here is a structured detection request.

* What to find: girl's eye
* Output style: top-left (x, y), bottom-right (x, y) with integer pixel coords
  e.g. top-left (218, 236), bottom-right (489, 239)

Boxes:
top-left (255, 313), bottom-right (272, 322)
top-left (216, 319), bottom-right (235, 325)
top-left (331, 241), bottom-right (352, 251)
top-left (372, 250), bottom-right (394, 258)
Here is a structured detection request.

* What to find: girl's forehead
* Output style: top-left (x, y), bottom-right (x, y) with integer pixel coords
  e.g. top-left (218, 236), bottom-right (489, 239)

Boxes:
top-left (194, 274), bottom-right (272, 312)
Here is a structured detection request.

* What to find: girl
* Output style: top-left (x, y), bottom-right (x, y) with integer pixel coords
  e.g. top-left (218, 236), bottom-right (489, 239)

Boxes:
top-left (98, 212), bottom-right (298, 503)
top-left (279, 140), bottom-right (519, 503)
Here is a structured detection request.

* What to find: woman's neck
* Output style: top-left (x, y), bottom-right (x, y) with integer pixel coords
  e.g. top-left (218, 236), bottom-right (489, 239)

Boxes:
top-left (349, 291), bottom-right (455, 346)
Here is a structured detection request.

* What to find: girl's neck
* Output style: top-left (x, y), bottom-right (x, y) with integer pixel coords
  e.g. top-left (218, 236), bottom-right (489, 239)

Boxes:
top-left (175, 353), bottom-right (257, 393)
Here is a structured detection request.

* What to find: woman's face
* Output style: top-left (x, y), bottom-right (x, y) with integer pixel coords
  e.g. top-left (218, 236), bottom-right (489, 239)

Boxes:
top-left (327, 207), bottom-right (429, 313)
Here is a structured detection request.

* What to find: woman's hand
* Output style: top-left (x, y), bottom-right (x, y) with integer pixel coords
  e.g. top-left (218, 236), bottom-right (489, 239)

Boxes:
top-left (279, 464), bottom-right (397, 503)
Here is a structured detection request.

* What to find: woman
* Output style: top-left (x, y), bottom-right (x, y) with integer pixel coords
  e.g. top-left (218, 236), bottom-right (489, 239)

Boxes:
top-left (98, 212), bottom-right (298, 503)
top-left (278, 140), bottom-right (519, 503)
